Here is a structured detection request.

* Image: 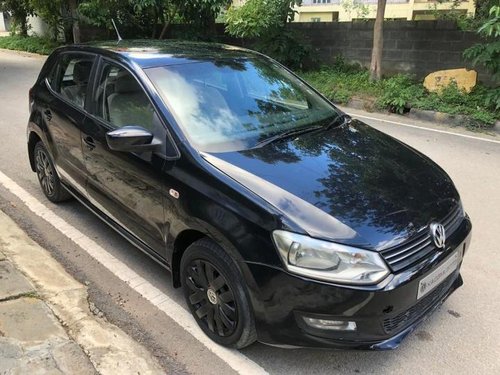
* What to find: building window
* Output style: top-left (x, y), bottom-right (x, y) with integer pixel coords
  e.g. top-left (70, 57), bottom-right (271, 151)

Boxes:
top-left (311, 17), bottom-right (321, 22)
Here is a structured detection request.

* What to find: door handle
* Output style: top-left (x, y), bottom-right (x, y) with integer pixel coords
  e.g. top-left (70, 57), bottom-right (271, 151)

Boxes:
top-left (83, 136), bottom-right (96, 151)
top-left (44, 109), bottom-right (52, 121)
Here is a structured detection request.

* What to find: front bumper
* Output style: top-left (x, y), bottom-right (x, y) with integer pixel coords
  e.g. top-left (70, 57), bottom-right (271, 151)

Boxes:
top-left (244, 217), bottom-right (472, 350)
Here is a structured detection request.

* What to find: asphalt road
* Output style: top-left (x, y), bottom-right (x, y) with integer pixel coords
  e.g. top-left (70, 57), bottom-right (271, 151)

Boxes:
top-left (0, 49), bottom-right (499, 375)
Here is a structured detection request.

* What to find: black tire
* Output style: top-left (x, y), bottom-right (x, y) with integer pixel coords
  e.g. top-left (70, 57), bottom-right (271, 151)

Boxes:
top-left (34, 142), bottom-right (72, 203)
top-left (180, 238), bottom-right (257, 349)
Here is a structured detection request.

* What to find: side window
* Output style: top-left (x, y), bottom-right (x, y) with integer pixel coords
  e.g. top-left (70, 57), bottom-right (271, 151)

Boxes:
top-left (46, 59), bottom-right (57, 87)
top-left (53, 54), bottom-right (95, 109)
top-left (94, 62), bottom-right (155, 131)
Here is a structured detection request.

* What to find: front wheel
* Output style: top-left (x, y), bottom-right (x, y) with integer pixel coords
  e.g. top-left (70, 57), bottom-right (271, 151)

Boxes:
top-left (34, 142), bottom-right (71, 203)
top-left (180, 238), bottom-right (257, 349)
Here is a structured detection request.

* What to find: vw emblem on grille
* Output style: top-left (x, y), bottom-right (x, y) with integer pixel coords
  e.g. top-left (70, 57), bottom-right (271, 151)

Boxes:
top-left (430, 222), bottom-right (446, 249)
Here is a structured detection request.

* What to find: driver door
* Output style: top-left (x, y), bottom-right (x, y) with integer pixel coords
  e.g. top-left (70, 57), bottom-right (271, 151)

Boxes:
top-left (81, 59), bottom-right (167, 254)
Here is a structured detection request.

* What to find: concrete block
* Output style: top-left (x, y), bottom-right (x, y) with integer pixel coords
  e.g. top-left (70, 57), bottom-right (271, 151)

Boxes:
top-left (0, 298), bottom-right (67, 342)
top-left (439, 52), bottom-right (464, 63)
top-left (383, 39), bottom-right (397, 50)
top-left (51, 341), bottom-right (96, 375)
top-left (436, 20), bottom-right (458, 30)
top-left (416, 20), bottom-right (437, 29)
top-left (494, 120), bottom-right (500, 134)
top-left (430, 40), bottom-right (462, 52)
top-left (444, 32), bottom-right (465, 42)
top-left (0, 261), bottom-right (34, 300)
top-left (383, 50), bottom-right (404, 61)
top-left (350, 39), bottom-right (372, 49)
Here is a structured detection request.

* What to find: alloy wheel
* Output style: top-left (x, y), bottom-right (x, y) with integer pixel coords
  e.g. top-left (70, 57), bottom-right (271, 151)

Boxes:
top-left (35, 148), bottom-right (55, 197)
top-left (185, 259), bottom-right (238, 337)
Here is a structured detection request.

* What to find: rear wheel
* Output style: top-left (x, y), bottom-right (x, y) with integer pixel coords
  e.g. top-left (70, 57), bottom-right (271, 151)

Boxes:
top-left (34, 142), bottom-right (71, 203)
top-left (180, 238), bottom-right (257, 349)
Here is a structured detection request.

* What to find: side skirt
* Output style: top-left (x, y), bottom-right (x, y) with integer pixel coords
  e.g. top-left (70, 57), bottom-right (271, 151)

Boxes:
top-left (62, 183), bottom-right (171, 272)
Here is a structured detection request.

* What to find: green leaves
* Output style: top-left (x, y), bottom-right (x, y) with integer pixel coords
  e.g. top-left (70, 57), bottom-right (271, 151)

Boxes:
top-left (377, 75), bottom-right (424, 114)
top-left (225, 0), bottom-right (301, 38)
top-left (462, 4), bottom-right (500, 118)
top-left (0, 35), bottom-right (59, 54)
top-left (225, 1), bottom-right (309, 68)
top-left (301, 65), bottom-right (499, 127)
top-left (478, 5), bottom-right (500, 37)
top-left (464, 5), bottom-right (500, 83)
top-left (0, 0), bottom-right (33, 35)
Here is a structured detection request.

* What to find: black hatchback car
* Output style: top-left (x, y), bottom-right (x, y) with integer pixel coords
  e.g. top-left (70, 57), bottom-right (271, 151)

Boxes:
top-left (27, 40), bottom-right (472, 350)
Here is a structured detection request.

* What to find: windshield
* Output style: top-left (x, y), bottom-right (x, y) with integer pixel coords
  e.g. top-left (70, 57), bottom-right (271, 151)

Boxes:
top-left (145, 57), bottom-right (339, 152)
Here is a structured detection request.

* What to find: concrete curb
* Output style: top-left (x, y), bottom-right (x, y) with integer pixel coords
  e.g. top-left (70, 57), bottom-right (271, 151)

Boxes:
top-left (0, 210), bottom-right (165, 375)
top-left (344, 98), bottom-right (500, 134)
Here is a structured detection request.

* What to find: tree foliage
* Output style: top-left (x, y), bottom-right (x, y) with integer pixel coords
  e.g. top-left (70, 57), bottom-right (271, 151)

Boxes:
top-left (225, 1), bottom-right (311, 68)
top-left (225, 0), bottom-right (300, 38)
top-left (0, 0), bottom-right (33, 36)
top-left (77, 0), bottom-right (229, 39)
top-left (464, 5), bottom-right (500, 110)
top-left (29, 0), bottom-right (67, 40)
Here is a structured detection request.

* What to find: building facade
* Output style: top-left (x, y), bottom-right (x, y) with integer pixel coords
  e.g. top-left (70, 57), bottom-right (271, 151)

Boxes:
top-left (0, 12), bottom-right (9, 32)
top-left (295, 0), bottom-right (475, 22)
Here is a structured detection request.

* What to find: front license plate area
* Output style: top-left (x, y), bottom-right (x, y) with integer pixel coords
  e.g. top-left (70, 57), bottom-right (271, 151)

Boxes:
top-left (417, 250), bottom-right (461, 300)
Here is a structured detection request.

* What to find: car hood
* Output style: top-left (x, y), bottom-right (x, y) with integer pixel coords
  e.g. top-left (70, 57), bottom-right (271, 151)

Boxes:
top-left (202, 120), bottom-right (459, 251)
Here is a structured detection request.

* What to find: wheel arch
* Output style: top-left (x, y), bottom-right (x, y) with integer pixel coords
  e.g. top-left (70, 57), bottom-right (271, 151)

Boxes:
top-left (28, 131), bottom-right (43, 172)
top-left (170, 222), bottom-right (253, 289)
top-left (171, 229), bottom-right (207, 288)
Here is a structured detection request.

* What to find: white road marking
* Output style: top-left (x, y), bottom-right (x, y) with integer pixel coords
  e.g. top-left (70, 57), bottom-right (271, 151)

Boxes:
top-left (350, 113), bottom-right (500, 145)
top-left (0, 170), bottom-right (268, 375)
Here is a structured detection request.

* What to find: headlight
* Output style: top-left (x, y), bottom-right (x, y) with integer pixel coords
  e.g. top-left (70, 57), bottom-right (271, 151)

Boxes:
top-left (272, 230), bottom-right (390, 285)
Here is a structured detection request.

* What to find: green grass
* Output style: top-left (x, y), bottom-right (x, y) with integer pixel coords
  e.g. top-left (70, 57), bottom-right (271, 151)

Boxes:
top-left (300, 58), bottom-right (500, 129)
top-left (0, 35), bottom-right (60, 55)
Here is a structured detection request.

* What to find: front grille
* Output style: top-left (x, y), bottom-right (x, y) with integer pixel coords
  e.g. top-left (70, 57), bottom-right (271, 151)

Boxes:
top-left (380, 204), bottom-right (463, 272)
top-left (383, 273), bottom-right (456, 333)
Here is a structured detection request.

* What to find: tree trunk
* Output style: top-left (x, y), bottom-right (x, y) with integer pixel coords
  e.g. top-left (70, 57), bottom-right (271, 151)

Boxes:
top-left (370, 0), bottom-right (387, 81)
top-left (159, 4), bottom-right (179, 40)
top-left (159, 20), bottom-right (171, 40)
top-left (151, 6), bottom-right (158, 39)
top-left (68, 0), bottom-right (81, 43)
top-left (15, 10), bottom-right (29, 36)
top-left (19, 19), bottom-right (28, 36)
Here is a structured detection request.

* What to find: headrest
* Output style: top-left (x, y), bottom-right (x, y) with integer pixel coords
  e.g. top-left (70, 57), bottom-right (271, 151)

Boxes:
top-left (73, 60), bottom-right (92, 85)
top-left (114, 73), bottom-right (140, 94)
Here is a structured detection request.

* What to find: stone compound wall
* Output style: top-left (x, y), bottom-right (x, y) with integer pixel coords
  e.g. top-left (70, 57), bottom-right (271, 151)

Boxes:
top-left (93, 20), bottom-right (493, 83)
top-left (288, 20), bottom-right (491, 82)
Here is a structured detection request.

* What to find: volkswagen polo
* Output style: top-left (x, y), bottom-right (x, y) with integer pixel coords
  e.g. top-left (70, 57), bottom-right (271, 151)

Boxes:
top-left (27, 40), bottom-right (472, 349)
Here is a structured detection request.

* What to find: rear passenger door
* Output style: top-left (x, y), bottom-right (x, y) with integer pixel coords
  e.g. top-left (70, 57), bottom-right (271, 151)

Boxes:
top-left (82, 59), bottom-right (167, 254)
top-left (43, 53), bottom-right (96, 195)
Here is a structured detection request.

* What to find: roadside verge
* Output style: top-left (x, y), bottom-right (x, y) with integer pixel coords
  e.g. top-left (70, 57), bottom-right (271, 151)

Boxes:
top-left (344, 97), bottom-right (500, 134)
top-left (0, 209), bottom-right (165, 374)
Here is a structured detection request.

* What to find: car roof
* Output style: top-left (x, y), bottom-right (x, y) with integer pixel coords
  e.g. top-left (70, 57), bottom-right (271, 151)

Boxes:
top-left (57, 40), bottom-right (261, 69)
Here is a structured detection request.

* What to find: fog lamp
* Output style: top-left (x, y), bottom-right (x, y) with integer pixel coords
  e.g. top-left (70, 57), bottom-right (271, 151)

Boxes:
top-left (302, 317), bottom-right (357, 331)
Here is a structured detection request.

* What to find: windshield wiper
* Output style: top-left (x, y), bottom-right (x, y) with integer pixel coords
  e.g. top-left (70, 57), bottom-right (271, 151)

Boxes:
top-left (253, 124), bottom-right (324, 148)
top-left (253, 113), bottom-right (352, 149)
top-left (325, 113), bottom-right (352, 130)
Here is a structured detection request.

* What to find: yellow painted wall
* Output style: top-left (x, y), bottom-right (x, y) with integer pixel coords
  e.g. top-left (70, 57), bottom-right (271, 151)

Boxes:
top-left (294, 1), bottom-right (475, 22)
top-left (298, 12), bottom-right (338, 22)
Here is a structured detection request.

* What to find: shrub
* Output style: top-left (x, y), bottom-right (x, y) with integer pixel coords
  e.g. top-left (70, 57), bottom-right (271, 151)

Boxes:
top-left (301, 59), bottom-right (499, 129)
top-left (254, 29), bottom-right (313, 69)
top-left (0, 35), bottom-right (60, 54)
top-left (225, 0), bottom-right (312, 69)
top-left (377, 75), bottom-right (425, 114)
top-left (464, 4), bottom-right (500, 112)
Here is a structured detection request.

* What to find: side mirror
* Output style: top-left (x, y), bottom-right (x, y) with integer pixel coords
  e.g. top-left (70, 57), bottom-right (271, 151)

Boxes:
top-left (106, 126), bottom-right (161, 153)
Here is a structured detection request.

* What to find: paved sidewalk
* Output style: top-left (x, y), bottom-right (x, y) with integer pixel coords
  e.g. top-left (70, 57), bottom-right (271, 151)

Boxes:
top-left (0, 210), bottom-right (165, 375)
